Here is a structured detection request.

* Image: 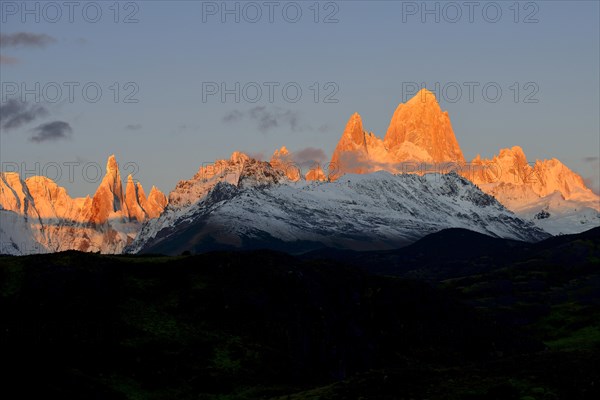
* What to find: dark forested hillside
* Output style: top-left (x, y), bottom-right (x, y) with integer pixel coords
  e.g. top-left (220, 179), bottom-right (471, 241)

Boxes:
top-left (1, 227), bottom-right (599, 399)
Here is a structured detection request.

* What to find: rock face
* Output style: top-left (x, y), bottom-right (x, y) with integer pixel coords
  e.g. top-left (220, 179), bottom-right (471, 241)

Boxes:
top-left (385, 89), bottom-right (465, 164)
top-left (330, 113), bottom-right (371, 176)
top-left (146, 186), bottom-right (168, 219)
top-left (0, 155), bottom-right (167, 255)
top-left (91, 155), bottom-right (126, 224)
top-left (125, 175), bottom-right (147, 223)
top-left (330, 89), bottom-right (465, 178)
top-left (270, 146), bottom-right (302, 181)
top-left (470, 146), bottom-right (592, 200)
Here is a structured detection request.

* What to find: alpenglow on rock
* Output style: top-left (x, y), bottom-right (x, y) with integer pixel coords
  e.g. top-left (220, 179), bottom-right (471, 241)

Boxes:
top-left (469, 146), bottom-right (600, 234)
top-left (330, 89), bottom-right (465, 179)
top-left (0, 155), bottom-right (167, 255)
top-left (384, 88), bottom-right (465, 164)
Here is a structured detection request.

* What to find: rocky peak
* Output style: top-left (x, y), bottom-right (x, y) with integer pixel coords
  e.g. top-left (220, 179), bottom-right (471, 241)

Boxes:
top-left (146, 186), bottom-right (168, 219)
top-left (125, 174), bottom-right (147, 222)
top-left (330, 113), bottom-right (371, 176)
top-left (272, 146), bottom-right (290, 159)
top-left (135, 182), bottom-right (147, 205)
top-left (345, 113), bottom-right (367, 147)
top-left (230, 151), bottom-right (250, 165)
top-left (469, 146), bottom-right (596, 203)
top-left (239, 157), bottom-right (287, 189)
top-left (106, 154), bottom-right (119, 173)
top-left (90, 155), bottom-right (127, 224)
top-left (270, 146), bottom-right (301, 181)
top-left (384, 88), bottom-right (465, 163)
top-left (306, 165), bottom-right (327, 181)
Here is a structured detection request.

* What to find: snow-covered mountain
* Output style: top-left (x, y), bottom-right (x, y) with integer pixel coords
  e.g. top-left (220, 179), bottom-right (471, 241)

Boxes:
top-left (329, 89), bottom-right (599, 234)
top-left (0, 156), bottom-right (167, 255)
top-left (469, 146), bottom-right (600, 234)
top-left (128, 153), bottom-right (548, 255)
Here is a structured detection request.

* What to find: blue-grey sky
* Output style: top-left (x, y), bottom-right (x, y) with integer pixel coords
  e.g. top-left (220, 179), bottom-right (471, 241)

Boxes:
top-left (1, 0), bottom-right (599, 197)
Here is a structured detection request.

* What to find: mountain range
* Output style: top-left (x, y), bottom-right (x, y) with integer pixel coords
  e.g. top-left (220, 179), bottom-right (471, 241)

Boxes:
top-left (330, 89), bottom-right (599, 234)
top-left (1, 89), bottom-right (598, 255)
top-left (0, 156), bottom-right (167, 255)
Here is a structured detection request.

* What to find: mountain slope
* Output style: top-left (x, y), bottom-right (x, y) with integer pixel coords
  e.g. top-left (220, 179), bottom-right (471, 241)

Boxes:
top-left (131, 168), bottom-right (548, 255)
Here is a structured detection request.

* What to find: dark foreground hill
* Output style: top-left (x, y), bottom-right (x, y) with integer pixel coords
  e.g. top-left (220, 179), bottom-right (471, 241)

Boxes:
top-left (1, 227), bottom-right (599, 399)
top-left (304, 226), bottom-right (600, 281)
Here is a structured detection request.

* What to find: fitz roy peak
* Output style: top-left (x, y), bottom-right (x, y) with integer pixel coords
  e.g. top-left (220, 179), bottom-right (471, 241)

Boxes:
top-left (385, 89), bottom-right (464, 163)
top-left (330, 89), bottom-right (464, 178)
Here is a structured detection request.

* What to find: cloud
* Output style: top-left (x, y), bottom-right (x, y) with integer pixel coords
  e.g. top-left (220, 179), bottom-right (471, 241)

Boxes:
top-left (170, 124), bottom-right (201, 135)
top-left (318, 124), bottom-right (331, 133)
top-left (0, 100), bottom-right (49, 131)
top-left (246, 151), bottom-right (265, 161)
top-left (0, 32), bottom-right (56, 48)
top-left (249, 106), bottom-right (281, 132)
top-left (293, 147), bottom-right (328, 165)
top-left (583, 177), bottom-right (600, 196)
top-left (0, 55), bottom-right (19, 64)
top-left (223, 110), bottom-right (243, 123)
top-left (125, 123), bottom-right (142, 131)
top-left (581, 157), bottom-right (600, 195)
top-left (223, 106), bottom-right (315, 133)
top-left (30, 121), bottom-right (72, 143)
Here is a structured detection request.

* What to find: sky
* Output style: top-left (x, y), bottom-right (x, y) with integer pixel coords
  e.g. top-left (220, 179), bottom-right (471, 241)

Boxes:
top-left (1, 0), bottom-right (599, 197)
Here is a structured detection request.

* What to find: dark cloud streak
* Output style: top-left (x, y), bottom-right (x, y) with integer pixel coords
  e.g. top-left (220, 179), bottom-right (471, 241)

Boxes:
top-left (0, 100), bottom-right (49, 131)
top-left (222, 110), bottom-right (243, 123)
top-left (293, 147), bottom-right (327, 165)
top-left (222, 106), bottom-right (310, 133)
top-left (0, 32), bottom-right (56, 48)
top-left (30, 121), bottom-right (73, 143)
top-left (125, 124), bottom-right (143, 131)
